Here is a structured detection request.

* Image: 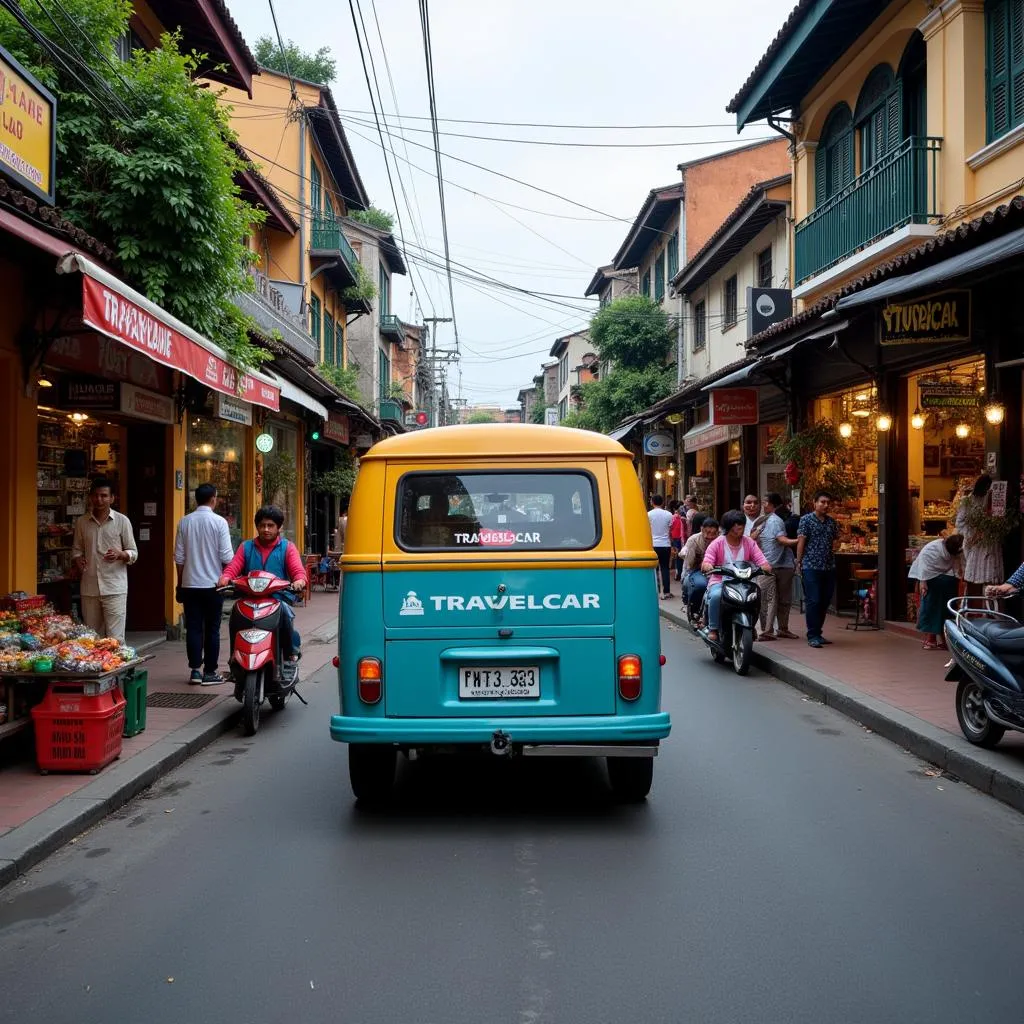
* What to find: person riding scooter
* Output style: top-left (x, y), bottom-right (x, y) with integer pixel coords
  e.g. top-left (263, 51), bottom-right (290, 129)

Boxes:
top-left (986, 559), bottom-right (1024, 599)
top-left (701, 510), bottom-right (772, 644)
top-left (218, 505), bottom-right (307, 665)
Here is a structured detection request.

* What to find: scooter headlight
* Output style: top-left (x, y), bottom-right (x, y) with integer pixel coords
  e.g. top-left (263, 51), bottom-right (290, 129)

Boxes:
top-left (247, 576), bottom-right (271, 593)
top-left (733, 566), bottom-right (752, 580)
top-left (239, 628), bottom-right (271, 643)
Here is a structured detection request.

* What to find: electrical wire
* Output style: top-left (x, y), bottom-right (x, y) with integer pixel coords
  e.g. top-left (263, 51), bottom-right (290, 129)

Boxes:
top-left (266, 0), bottom-right (298, 101)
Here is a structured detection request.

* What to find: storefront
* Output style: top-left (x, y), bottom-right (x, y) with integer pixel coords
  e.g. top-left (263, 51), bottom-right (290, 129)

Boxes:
top-left (307, 411), bottom-right (352, 555)
top-left (681, 418), bottom-right (742, 515)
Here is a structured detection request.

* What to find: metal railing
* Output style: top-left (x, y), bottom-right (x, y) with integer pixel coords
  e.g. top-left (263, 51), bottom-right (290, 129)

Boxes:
top-left (310, 215), bottom-right (361, 276)
top-left (378, 398), bottom-right (403, 423)
top-left (795, 136), bottom-right (942, 285)
top-left (379, 314), bottom-right (403, 336)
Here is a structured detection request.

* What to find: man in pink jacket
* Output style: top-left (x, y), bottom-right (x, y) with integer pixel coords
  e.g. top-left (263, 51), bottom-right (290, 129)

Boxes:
top-left (700, 509), bottom-right (772, 643)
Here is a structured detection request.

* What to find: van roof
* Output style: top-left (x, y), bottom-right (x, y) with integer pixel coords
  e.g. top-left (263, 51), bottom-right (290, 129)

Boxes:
top-left (361, 423), bottom-right (633, 460)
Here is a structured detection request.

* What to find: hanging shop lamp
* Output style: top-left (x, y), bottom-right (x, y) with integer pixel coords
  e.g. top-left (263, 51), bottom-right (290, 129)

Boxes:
top-left (955, 422), bottom-right (971, 439)
top-left (838, 421), bottom-right (853, 438)
top-left (654, 470), bottom-right (663, 481)
top-left (875, 411), bottom-right (893, 432)
top-left (911, 407), bottom-right (925, 430)
top-left (983, 399), bottom-right (1006, 425)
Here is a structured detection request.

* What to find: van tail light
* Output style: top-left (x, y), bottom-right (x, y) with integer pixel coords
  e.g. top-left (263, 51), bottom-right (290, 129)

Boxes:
top-left (618, 655), bottom-right (642, 701)
top-left (357, 657), bottom-right (382, 704)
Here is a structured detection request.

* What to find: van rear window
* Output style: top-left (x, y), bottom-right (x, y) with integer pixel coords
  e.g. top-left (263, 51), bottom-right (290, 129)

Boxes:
top-left (396, 472), bottom-right (600, 551)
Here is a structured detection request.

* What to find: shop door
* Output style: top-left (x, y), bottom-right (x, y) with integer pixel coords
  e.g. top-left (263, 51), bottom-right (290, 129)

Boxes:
top-left (125, 424), bottom-right (166, 632)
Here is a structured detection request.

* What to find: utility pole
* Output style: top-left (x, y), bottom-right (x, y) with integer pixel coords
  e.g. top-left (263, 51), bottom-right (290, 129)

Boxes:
top-left (422, 316), bottom-right (454, 426)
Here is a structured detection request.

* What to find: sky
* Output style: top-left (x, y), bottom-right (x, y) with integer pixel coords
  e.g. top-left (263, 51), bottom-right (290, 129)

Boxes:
top-left (229, 0), bottom-right (797, 407)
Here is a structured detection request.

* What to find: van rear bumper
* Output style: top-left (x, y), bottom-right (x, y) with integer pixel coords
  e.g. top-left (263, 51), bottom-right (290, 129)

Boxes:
top-left (330, 712), bottom-right (671, 745)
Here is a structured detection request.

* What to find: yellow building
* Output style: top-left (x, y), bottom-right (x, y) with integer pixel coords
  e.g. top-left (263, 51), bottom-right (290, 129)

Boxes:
top-left (727, 0), bottom-right (1024, 624)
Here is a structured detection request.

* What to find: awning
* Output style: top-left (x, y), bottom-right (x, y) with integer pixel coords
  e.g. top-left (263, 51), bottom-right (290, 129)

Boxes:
top-left (608, 416), bottom-right (642, 443)
top-left (1, 210), bottom-right (103, 263)
top-left (266, 371), bottom-right (329, 420)
top-left (57, 254), bottom-right (280, 411)
top-left (682, 423), bottom-right (741, 454)
top-left (836, 227), bottom-right (1024, 312)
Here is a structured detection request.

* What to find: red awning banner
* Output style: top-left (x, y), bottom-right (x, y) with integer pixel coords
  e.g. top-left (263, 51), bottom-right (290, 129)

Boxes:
top-left (58, 255), bottom-right (280, 411)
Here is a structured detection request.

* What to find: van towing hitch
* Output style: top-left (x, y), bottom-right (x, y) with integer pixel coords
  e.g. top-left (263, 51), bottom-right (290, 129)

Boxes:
top-left (490, 730), bottom-right (511, 756)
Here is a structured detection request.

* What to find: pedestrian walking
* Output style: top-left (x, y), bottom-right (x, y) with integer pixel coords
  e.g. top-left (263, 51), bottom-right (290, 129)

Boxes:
top-left (174, 483), bottom-right (234, 685)
top-left (750, 493), bottom-right (798, 640)
top-left (742, 494), bottom-right (763, 537)
top-left (908, 534), bottom-right (964, 650)
top-left (333, 503), bottom-right (349, 553)
top-left (669, 500), bottom-right (687, 581)
top-left (648, 494), bottom-right (674, 599)
top-left (71, 477), bottom-right (137, 643)
top-left (683, 494), bottom-right (698, 528)
top-left (796, 490), bottom-right (840, 649)
top-left (955, 475), bottom-right (1004, 596)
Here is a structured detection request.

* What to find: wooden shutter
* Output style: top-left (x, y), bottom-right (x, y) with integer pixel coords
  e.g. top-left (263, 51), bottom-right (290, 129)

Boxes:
top-left (1012, 0), bottom-right (1024, 129)
top-left (989, 0), bottom-right (1011, 140)
top-left (335, 323), bottom-right (345, 367)
top-left (886, 80), bottom-right (903, 150)
top-left (815, 146), bottom-right (827, 207)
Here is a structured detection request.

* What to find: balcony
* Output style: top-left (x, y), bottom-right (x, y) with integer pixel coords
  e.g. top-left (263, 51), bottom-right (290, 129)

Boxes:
top-left (310, 215), bottom-right (361, 289)
top-left (379, 314), bottom-right (404, 339)
top-left (378, 398), bottom-right (404, 425)
top-left (235, 271), bottom-right (317, 363)
top-left (794, 136), bottom-right (942, 288)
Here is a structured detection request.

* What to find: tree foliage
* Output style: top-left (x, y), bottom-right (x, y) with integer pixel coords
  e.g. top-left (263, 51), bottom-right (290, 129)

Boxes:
top-left (342, 260), bottom-right (378, 306)
top-left (253, 36), bottom-right (336, 84)
top-left (562, 366), bottom-right (676, 435)
top-left (0, 1), bottom-right (267, 370)
top-left (467, 411), bottom-right (496, 424)
top-left (316, 362), bottom-right (365, 406)
top-left (589, 296), bottom-right (675, 370)
top-left (349, 207), bottom-right (396, 232)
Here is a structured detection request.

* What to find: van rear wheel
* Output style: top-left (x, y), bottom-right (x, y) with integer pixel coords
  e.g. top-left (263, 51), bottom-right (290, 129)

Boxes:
top-left (349, 744), bottom-right (397, 805)
top-left (607, 756), bottom-right (653, 803)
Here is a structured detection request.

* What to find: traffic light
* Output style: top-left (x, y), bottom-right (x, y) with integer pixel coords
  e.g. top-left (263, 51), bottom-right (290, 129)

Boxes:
top-left (414, 410), bottom-right (429, 427)
top-left (309, 427), bottom-right (321, 442)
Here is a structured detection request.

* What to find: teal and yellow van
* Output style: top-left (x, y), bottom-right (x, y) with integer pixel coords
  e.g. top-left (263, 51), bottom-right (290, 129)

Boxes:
top-left (330, 424), bottom-right (670, 803)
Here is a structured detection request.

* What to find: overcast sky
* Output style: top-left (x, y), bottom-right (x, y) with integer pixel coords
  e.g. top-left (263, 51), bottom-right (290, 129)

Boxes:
top-left (230, 0), bottom-right (795, 407)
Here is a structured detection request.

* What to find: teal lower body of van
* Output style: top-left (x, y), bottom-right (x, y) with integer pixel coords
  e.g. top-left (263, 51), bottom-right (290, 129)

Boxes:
top-left (331, 565), bottom-right (670, 802)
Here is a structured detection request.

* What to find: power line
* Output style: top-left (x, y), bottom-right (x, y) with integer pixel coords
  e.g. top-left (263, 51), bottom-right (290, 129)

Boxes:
top-left (418, 0), bottom-right (459, 351)
top-left (266, 0), bottom-right (298, 101)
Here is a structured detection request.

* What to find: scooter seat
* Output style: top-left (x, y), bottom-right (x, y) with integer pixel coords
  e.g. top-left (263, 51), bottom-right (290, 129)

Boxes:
top-left (962, 619), bottom-right (1024, 654)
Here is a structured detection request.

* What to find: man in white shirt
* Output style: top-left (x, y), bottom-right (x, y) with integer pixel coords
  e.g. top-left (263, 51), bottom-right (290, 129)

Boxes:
top-left (648, 494), bottom-right (674, 599)
top-left (174, 483), bottom-right (234, 684)
top-left (72, 477), bottom-right (137, 643)
top-left (743, 494), bottom-right (763, 537)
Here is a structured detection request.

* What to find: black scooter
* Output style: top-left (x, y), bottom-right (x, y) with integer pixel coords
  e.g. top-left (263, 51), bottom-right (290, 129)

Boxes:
top-left (698, 561), bottom-right (765, 676)
top-left (944, 596), bottom-right (1024, 747)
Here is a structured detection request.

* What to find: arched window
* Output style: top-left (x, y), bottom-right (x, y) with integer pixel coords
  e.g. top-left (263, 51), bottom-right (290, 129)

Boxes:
top-left (898, 31), bottom-right (927, 139)
top-left (815, 103), bottom-right (854, 207)
top-left (855, 64), bottom-right (901, 171)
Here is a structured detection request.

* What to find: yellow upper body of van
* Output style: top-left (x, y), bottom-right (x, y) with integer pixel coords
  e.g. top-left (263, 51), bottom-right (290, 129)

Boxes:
top-left (342, 424), bottom-right (656, 573)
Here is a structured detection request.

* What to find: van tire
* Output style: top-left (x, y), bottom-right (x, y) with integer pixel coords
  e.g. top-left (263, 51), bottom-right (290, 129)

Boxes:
top-left (607, 756), bottom-right (653, 802)
top-left (349, 744), bottom-right (397, 805)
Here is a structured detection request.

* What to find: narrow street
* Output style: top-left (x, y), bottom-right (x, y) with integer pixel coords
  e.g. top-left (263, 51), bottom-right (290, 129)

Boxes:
top-left (1, 623), bottom-right (1022, 1024)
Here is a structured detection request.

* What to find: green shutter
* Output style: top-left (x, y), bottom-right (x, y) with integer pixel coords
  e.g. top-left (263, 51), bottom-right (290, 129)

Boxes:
top-left (1012, 0), bottom-right (1024, 128)
top-left (335, 323), bottom-right (345, 366)
top-left (324, 313), bottom-right (335, 365)
top-left (886, 80), bottom-right (903, 151)
top-left (310, 164), bottom-right (322, 214)
top-left (989, 0), bottom-right (1012, 140)
top-left (815, 146), bottom-right (827, 207)
top-left (310, 295), bottom-right (321, 347)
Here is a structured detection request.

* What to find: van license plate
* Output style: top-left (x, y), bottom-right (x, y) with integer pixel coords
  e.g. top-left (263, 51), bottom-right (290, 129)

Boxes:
top-left (459, 666), bottom-right (540, 699)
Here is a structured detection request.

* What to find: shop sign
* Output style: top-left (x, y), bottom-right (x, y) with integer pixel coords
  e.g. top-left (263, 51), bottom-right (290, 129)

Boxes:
top-left (323, 413), bottom-right (350, 445)
top-left (121, 383), bottom-right (174, 424)
top-left (642, 431), bottom-right (675, 456)
top-left (58, 376), bottom-right (118, 410)
top-left (919, 386), bottom-right (979, 410)
top-left (710, 387), bottom-right (759, 426)
top-left (255, 432), bottom-right (274, 453)
top-left (879, 289), bottom-right (971, 346)
top-left (48, 332), bottom-right (171, 392)
top-left (991, 480), bottom-right (1008, 517)
top-left (354, 433), bottom-right (373, 448)
top-left (215, 392), bottom-right (253, 426)
top-left (0, 43), bottom-right (56, 204)
top-left (682, 423), bottom-right (741, 454)
top-left (79, 275), bottom-right (280, 411)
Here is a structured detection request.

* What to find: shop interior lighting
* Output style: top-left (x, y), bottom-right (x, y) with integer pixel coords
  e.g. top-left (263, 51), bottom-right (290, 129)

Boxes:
top-left (875, 412), bottom-right (892, 432)
top-left (852, 408), bottom-right (871, 417)
top-left (654, 470), bottom-right (663, 481)
top-left (955, 422), bottom-right (971, 439)
top-left (838, 421), bottom-right (853, 438)
top-left (199, 443), bottom-right (214, 455)
top-left (69, 412), bottom-right (89, 424)
top-left (36, 374), bottom-right (53, 388)
top-left (855, 393), bottom-right (869, 402)
top-left (911, 407), bottom-right (926, 430)
top-left (984, 399), bottom-right (1006, 425)
top-left (666, 466), bottom-right (676, 477)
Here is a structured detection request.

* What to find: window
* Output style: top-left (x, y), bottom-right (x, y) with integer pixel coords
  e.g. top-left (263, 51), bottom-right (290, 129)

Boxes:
top-left (558, 397), bottom-right (568, 422)
top-left (667, 232), bottom-right (679, 279)
top-left (693, 299), bottom-right (707, 351)
top-left (641, 269), bottom-right (651, 297)
top-left (310, 163), bottom-right (322, 214)
top-left (815, 103), bottom-right (855, 207)
top-left (723, 276), bottom-right (738, 329)
top-left (756, 246), bottom-right (773, 288)
top-left (654, 251), bottom-right (666, 302)
top-left (378, 347), bottom-right (391, 402)
top-left (323, 312), bottom-right (336, 365)
top-left (396, 471), bottom-right (600, 552)
top-left (987, 0), bottom-right (1024, 141)
top-left (855, 64), bottom-right (901, 172)
top-left (335, 321), bottom-right (345, 367)
top-left (115, 28), bottom-right (144, 62)
top-left (379, 263), bottom-right (390, 316)
top-left (558, 354), bottom-right (568, 389)
top-left (309, 294), bottom-right (321, 345)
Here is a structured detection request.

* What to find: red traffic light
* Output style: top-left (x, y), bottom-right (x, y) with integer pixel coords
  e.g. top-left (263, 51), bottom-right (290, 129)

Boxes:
top-left (415, 411), bottom-right (429, 426)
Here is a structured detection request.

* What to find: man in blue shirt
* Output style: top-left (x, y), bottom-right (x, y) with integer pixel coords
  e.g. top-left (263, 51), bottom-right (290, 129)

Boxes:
top-left (796, 490), bottom-right (840, 648)
top-left (988, 562), bottom-right (1024, 597)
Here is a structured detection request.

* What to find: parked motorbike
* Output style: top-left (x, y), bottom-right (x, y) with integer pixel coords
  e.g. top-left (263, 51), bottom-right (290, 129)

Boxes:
top-left (698, 561), bottom-right (765, 676)
top-left (221, 570), bottom-right (305, 736)
top-left (944, 595), bottom-right (1024, 748)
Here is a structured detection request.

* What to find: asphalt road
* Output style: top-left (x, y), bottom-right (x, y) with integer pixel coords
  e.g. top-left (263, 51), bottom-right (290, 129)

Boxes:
top-left (2, 621), bottom-right (1024, 1024)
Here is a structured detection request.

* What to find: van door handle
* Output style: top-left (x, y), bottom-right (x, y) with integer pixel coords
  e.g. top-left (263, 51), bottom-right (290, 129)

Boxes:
top-left (440, 647), bottom-right (557, 662)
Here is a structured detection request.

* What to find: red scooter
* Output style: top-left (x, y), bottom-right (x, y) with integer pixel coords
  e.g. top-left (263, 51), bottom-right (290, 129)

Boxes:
top-left (221, 570), bottom-right (305, 735)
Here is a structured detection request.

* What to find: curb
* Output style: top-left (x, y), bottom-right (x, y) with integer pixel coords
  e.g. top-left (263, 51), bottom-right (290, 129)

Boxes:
top-left (0, 699), bottom-right (240, 891)
top-left (660, 606), bottom-right (1024, 815)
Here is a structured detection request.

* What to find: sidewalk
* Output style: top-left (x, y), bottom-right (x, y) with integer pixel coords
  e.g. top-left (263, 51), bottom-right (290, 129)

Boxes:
top-left (0, 590), bottom-right (340, 888)
top-left (660, 604), bottom-right (1024, 814)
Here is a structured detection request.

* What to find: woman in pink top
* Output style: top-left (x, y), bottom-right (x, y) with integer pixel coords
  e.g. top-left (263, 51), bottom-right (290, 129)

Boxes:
top-left (700, 509), bottom-right (771, 642)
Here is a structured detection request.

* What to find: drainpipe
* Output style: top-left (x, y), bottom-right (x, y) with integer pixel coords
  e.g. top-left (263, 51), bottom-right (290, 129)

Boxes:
top-left (299, 113), bottom-right (307, 291)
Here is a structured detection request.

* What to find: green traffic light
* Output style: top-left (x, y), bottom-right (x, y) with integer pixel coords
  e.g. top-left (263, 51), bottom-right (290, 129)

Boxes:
top-left (311, 430), bottom-right (321, 441)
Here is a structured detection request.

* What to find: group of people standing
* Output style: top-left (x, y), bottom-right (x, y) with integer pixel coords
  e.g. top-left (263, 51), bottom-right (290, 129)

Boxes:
top-left (648, 489), bottom-right (843, 649)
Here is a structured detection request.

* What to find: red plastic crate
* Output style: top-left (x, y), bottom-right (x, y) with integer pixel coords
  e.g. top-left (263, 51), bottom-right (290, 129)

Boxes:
top-left (2, 595), bottom-right (47, 613)
top-left (31, 683), bottom-right (125, 773)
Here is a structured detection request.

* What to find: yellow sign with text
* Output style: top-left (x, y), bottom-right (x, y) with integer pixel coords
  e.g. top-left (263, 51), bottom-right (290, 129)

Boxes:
top-left (0, 43), bottom-right (56, 204)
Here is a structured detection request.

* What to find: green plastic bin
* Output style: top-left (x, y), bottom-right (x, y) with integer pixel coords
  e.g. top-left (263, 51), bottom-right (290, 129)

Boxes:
top-left (121, 669), bottom-right (147, 738)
